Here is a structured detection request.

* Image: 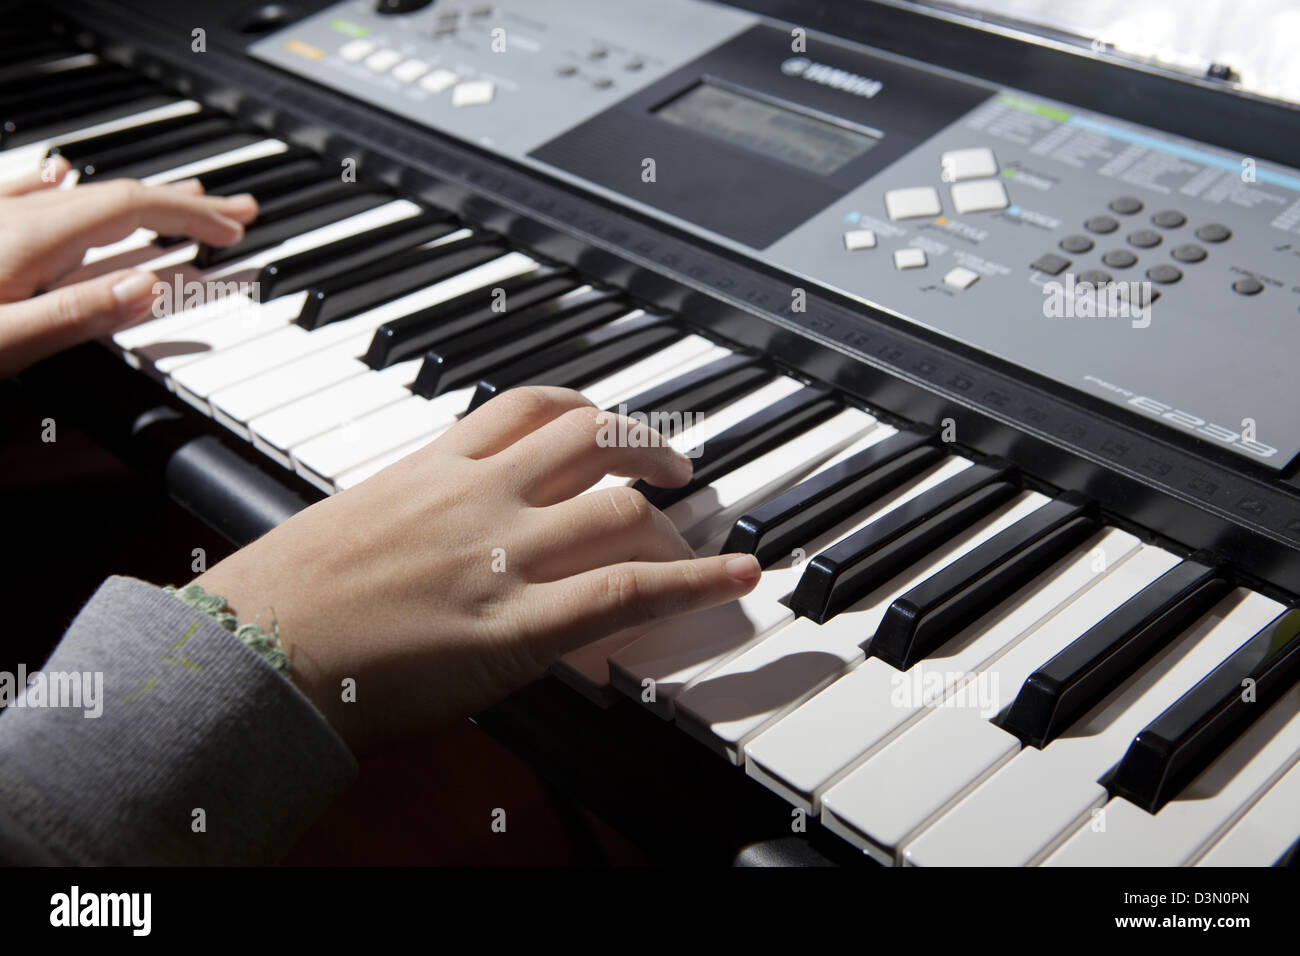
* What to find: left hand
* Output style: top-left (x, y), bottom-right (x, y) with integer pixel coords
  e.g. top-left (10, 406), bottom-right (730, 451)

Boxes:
top-left (0, 156), bottom-right (258, 377)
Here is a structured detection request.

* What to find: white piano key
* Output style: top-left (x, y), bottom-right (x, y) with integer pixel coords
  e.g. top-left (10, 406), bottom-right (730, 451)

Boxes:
top-left (576, 332), bottom-right (720, 411)
top-left (110, 200), bottom-right (423, 349)
top-left (136, 291), bottom-right (308, 377)
top-left (1196, 743), bottom-right (1300, 867)
top-left (551, 426), bottom-right (902, 704)
top-left (669, 410), bottom-right (880, 550)
top-left (294, 387), bottom-right (474, 493)
top-left (672, 492), bottom-right (1049, 764)
top-left (0, 99), bottom-right (202, 180)
top-left (746, 527), bottom-right (1142, 815)
top-left (139, 138), bottom-right (288, 185)
top-left (257, 359), bottom-right (420, 465)
top-left (173, 321), bottom-right (376, 413)
top-left (607, 457), bottom-right (977, 718)
top-left (816, 543), bottom-right (1175, 862)
top-left (170, 251), bottom-right (538, 407)
top-left (902, 587), bottom-right (1286, 867)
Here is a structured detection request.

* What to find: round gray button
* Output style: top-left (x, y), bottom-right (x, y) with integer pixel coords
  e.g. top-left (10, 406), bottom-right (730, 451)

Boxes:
top-left (624, 59), bottom-right (644, 71)
top-left (592, 76), bottom-right (613, 88)
top-left (1085, 215), bottom-right (1119, 234)
top-left (1171, 244), bottom-right (1207, 263)
top-left (1109, 196), bottom-right (1143, 214)
top-left (1196, 223), bottom-right (1231, 242)
top-left (588, 47), bottom-right (608, 59)
top-left (1128, 230), bottom-right (1162, 248)
top-left (1060, 234), bottom-right (1094, 254)
top-left (1101, 249), bottom-right (1138, 268)
top-left (1151, 210), bottom-right (1186, 228)
top-left (1079, 269), bottom-right (1112, 285)
top-left (1147, 264), bottom-right (1182, 283)
top-left (556, 63), bottom-right (577, 76)
top-left (1232, 277), bottom-right (1263, 295)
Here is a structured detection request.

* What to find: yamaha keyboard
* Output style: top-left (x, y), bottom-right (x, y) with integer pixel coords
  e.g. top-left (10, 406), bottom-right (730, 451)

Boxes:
top-left (5, 0), bottom-right (1300, 867)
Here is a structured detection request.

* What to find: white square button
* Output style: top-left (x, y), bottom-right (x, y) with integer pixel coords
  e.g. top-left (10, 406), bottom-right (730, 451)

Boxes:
top-left (884, 186), bottom-right (942, 221)
top-left (893, 248), bottom-right (927, 270)
top-left (420, 69), bottom-right (460, 94)
top-left (843, 229), bottom-right (877, 251)
top-left (451, 80), bottom-right (495, 107)
top-left (393, 59), bottom-right (431, 84)
top-left (339, 39), bottom-right (376, 63)
top-left (943, 266), bottom-right (980, 290)
top-left (950, 179), bottom-right (1009, 214)
top-left (941, 147), bottom-right (998, 181)
top-left (364, 49), bottom-right (403, 73)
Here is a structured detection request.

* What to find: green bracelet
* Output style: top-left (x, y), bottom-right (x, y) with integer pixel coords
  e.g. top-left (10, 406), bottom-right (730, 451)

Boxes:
top-left (164, 584), bottom-right (291, 673)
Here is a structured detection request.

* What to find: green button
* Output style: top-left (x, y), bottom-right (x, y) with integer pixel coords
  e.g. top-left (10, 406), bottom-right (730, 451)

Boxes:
top-left (330, 18), bottom-right (368, 38)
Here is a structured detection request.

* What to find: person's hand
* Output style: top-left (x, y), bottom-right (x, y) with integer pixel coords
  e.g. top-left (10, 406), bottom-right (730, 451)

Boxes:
top-left (0, 156), bottom-right (258, 377)
top-left (192, 387), bottom-right (763, 753)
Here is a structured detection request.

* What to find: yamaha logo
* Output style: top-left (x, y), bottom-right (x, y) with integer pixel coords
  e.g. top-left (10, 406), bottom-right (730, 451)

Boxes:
top-left (781, 57), bottom-right (883, 98)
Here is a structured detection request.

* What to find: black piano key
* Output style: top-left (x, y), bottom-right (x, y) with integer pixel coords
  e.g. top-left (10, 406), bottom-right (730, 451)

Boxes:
top-left (1000, 554), bottom-right (1233, 749)
top-left (467, 313), bottom-right (680, 412)
top-left (152, 158), bottom-right (332, 246)
top-left (1106, 608), bottom-right (1300, 813)
top-left (194, 191), bottom-right (392, 268)
top-left (366, 269), bottom-right (576, 369)
top-left (262, 209), bottom-right (456, 299)
top-left (1278, 835), bottom-right (1300, 867)
top-left (0, 39), bottom-right (77, 83)
top-left (83, 131), bottom-right (264, 183)
top-left (195, 146), bottom-right (314, 192)
top-left (790, 460), bottom-right (1018, 624)
top-left (614, 352), bottom-right (767, 418)
top-left (2, 84), bottom-right (163, 144)
top-left (295, 233), bottom-right (506, 330)
top-left (411, 286), bottom-right (628, 396)
top-left (208, 159), bottom-right (333, 204)
top-left (48, 108), bottom-right (214, 162)
top-left (871, 493), bottom-right (1100, 670)
top-left (723, 427), bottom-right (942, 568)
top-left (65, 115), bottom-right (234, 176)
top-left (635, 386), bottom-right (841, 511)
top-left (0, 63), bottom-right (130, 110)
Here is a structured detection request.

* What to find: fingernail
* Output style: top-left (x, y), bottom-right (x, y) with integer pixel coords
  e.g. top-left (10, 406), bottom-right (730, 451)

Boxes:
top-left (723, 554), bottom-right (761, 582)
top-left (111, 271), bottom-right (157, 306)
top-left (171, 177), bottom-right (202, 190)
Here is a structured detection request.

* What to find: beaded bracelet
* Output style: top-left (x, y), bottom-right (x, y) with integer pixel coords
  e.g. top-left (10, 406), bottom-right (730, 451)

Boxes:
top-left (163, 584), bottom-right (291, 673)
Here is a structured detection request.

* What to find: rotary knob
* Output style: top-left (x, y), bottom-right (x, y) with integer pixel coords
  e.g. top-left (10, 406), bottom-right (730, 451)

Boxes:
top-left (375, 0), bottom-right (433, 14)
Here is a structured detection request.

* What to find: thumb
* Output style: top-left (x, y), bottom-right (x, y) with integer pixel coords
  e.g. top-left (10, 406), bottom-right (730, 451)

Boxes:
top-left (0, 269), bottom-right (159, 378)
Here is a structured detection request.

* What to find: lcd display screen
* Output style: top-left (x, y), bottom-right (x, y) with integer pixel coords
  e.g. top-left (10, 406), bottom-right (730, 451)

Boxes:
top-left (654, 80), bottom-right (881, 175)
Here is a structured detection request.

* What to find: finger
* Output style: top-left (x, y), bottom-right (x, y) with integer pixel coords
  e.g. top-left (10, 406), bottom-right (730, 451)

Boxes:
top-left (0, 155), bottom-right (70, 197)
top-left (436, 385), bottom-right (595, 460)
top-left (518, 485), bottom-right (695, 581)
top-left (35, 179), bottom-right (259, 250)
top-left (499, 404), bottom-right (692, 505)
top-left (523, 552), bottom-right (761, 659)
top-left (0, 269), bottom-right (158, 378)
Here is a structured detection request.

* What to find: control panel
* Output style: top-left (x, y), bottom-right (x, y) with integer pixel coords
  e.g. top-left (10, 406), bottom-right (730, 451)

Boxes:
top-left (252, 0), bottom-right (1300, 469)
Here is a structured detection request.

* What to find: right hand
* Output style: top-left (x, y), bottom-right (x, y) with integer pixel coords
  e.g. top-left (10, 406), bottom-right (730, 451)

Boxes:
top-left (191, 386), bottom-right (762, 753)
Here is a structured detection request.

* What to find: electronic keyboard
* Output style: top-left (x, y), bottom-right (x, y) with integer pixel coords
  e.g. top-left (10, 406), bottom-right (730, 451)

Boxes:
top-left (5, 0), bottom-right (1300, 867)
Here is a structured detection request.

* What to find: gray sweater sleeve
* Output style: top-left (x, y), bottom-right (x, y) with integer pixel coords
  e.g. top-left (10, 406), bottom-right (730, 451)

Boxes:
top-left (0, 576), bottom-right (357, 865)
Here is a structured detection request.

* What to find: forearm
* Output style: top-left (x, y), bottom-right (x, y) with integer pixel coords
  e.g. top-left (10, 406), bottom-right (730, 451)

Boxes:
top-left (0, 576), bottom-right (357, 865)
